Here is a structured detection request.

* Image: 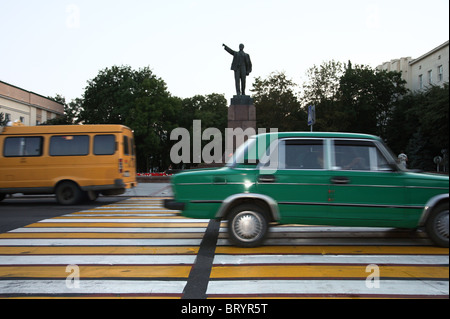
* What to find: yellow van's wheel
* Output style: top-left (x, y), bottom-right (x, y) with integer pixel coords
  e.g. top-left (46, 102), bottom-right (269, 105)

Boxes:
top-left (0, 194), bottom-right (5, 202)
top-left (55, 181), bottom-right (82, 205)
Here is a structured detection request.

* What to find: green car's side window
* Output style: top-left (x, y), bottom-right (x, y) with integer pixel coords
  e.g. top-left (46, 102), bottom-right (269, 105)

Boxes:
top-left (333, 140), bottom-right (390, 172)
top-left (281, 139), bottom-right (325, 170)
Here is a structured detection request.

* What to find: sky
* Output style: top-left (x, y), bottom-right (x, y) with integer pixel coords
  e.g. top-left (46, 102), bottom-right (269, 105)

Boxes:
top-left (0, 0), bottom-right (449, 103)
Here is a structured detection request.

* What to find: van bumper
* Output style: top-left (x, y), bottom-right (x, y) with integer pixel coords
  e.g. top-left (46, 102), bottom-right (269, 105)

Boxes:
top-left (81, 179), bottom-right (134, 196)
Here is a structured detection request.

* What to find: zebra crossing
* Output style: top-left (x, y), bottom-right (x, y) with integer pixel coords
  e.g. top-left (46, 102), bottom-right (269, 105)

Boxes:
top-left (211, 226), bottom-right (449, 298)
top-left (0, 198), bottom-right (203, 298)
top-left (0, 197), bottom-right (448, 299)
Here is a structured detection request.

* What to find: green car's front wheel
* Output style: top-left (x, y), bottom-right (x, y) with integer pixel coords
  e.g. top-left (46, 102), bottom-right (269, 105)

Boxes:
top-left (426, 202), bottom-right (449, 248)
top-left (227, 204), bottom-right (269, 248)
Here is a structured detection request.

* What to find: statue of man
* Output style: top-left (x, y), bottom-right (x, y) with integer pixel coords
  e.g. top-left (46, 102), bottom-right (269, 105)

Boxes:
top-left (223, 43), bottom-right (252, 96)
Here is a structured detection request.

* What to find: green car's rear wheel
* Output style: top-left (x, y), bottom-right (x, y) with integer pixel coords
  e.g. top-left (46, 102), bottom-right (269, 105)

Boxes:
top-left (227, 204), bottom-right (269, 248)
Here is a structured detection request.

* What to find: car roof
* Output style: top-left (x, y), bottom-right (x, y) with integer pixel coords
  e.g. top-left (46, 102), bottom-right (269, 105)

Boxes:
top-left (257, 131), bottom-right (381, 141)
top-left (0, 125), bottom-right (132, 135)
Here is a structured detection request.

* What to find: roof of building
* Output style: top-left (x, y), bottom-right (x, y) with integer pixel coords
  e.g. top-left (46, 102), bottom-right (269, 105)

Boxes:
top-left (0, 80), bottom-right (64, 115)
top-left (409, 40), bottom-right (449, 65)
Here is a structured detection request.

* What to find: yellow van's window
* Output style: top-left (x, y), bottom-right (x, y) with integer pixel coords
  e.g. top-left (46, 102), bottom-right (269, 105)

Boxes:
top-left (3, 137), bottom-right (43, 157)
top-left (50, 135), bottom-right (89, 156)
top-left (94, 135), bottom-right (116, 155)
top-left (123, 136), bottom-right (130, 155)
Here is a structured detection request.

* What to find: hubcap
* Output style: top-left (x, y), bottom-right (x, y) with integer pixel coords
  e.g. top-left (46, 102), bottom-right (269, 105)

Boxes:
top-left (435, 210), bottom-right (449, 239)
top-left (62, 187), bottom-right (74, 200)
top-left (232, 211), bottom-right (263, 242)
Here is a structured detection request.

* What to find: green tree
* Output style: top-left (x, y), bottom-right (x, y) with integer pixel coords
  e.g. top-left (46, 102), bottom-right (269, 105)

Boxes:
top-left (42, 95), bottom-right (82, 125)
top-left (385, 91), bottom-right (423, 154)
top-left (339, 63), bottom-right (407, 138)
top-left (176, 94), bottom-right (227, 167)
top-left (0, 112), bottom-right (7, 126)
top-left (388, 83), bottom-right (449, 170)
top-left (252, 71), bottom-right (306, 131)
top-left (302, 60), bottom-right (344, 105)
top-left (80, 65), bottom-right (181, 172)
top-left (180, 94), bottom-right (227, 132)
top-left (301, 60), bottom-right (345, 132)
top-left (419, 84), bottom-right (449, 152)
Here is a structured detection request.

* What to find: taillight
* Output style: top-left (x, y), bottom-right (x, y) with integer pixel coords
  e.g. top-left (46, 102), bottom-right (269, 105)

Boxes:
top-left (119, 159), bottom-right (123, 174)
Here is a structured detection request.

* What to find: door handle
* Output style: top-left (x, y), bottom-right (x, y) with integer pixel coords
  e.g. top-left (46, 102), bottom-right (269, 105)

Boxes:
top-left (258, 175), bottom-right (276, 183)
top-left (213, 177), bottom-right (227, 185)
top-left (331, 176), bottom-right (350, 184)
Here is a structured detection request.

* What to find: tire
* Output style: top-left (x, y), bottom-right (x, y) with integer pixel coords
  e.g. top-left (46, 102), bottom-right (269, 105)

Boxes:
top-left (426, 202), bottom-right (449, 248)
top-left (55, 181), bottom-right (83, 206)
top-left (227, 204), bottom-right (269, 248)
top-left (0, 194), bottom-right (5, 202)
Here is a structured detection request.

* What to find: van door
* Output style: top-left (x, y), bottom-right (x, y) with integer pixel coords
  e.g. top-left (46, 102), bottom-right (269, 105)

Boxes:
top-left (1, 136), bottom-right (47, 189)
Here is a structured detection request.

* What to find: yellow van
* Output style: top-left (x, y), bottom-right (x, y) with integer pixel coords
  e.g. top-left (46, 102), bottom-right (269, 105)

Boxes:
top-left (0, 125), bottom-right (137, 205)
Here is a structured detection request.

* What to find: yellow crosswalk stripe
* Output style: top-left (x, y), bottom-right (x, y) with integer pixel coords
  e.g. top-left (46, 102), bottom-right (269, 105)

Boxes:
top-left (0, 265), bottom-right (192, 278)
top-left (210, 265), bottom-right (449, 279)
top-left (25, 222), bottom-right (209, 228)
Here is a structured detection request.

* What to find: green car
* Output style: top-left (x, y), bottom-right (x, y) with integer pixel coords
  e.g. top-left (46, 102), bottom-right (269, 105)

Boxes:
top-left (164, 132), bottom-right (449, 248)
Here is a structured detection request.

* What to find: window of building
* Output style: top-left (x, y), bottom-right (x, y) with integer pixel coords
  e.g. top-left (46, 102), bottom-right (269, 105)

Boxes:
top-left (4, 137), bottom-right (43, 157)
top-left (419, 74), bottom-right (423, 89)
top-left (438, 65), bottom-right (443, 82)
top-left (428, 70), bottom-right (433, 84)
top-left (50, 135), bottom-right (89, 156)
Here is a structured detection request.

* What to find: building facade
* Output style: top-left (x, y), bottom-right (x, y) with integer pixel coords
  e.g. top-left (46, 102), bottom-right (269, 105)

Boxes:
top-left (0, 81), bottom-right (64, 126)
top-left (377, 40), bottom-right (449, 92)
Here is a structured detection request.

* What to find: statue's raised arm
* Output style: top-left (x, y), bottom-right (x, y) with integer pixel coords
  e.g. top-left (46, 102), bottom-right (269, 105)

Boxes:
top-left (223, 44), bottom-right (235, 56)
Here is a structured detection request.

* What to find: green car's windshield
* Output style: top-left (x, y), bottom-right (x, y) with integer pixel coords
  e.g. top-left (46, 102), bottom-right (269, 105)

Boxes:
top-left (376, 140), bottom-right (405, 172)
top-left (226, 137), bottom-right (257, 167)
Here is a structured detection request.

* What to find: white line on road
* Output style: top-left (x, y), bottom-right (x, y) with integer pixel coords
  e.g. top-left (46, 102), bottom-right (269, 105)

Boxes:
top-left (0, 255), bottom-right (196, 265)
top-left (213, 254), bottom-right (449, 265)
top-left (206, 279), bottom-right (449, 297)
top-left (0, 280), bottom-right (186, 295)
top-left (0, 239), bottom-right (203, 246)
top-left (38, 218), bottom-right (210, 223)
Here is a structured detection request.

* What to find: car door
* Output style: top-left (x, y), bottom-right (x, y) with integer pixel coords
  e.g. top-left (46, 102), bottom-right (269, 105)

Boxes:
top-left (256, 138), bottom-right (331, 224)
top-left (329, 139), bottom-right (407, 227)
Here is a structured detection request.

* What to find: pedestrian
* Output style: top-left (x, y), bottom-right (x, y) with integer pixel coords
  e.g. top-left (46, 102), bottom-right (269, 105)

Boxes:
top-left (398, 151), bottom-right (408, 169)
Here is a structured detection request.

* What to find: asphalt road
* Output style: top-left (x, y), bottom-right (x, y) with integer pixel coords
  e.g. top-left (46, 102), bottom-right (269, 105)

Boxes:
top-left (0, 196), bottom-right (124, 233)
top-left (0, 183), bottom-right (171, 233)
top-left (0, 195), bottom-right (448, 299)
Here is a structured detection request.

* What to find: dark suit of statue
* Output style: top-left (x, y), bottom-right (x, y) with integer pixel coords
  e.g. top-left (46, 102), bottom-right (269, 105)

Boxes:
top-left (223, 44), bottom-right (252, 96)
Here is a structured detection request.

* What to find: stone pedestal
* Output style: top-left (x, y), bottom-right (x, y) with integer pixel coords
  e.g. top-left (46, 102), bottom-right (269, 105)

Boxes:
top-left (227, 95), bottom-right (256, 153)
